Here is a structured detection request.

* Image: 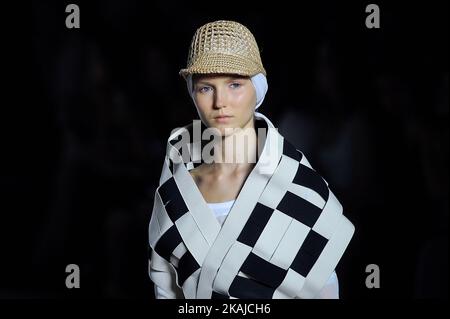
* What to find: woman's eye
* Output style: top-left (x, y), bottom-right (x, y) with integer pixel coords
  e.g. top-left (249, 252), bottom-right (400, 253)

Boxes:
top-left (198, 86), bottom-right (211, 93)
top-left (230, 82), bottom-right (241, 89)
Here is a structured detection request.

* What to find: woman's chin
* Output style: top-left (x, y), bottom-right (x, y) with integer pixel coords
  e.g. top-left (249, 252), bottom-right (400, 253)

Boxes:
top-left (205, 125), bottom-right (235, 138)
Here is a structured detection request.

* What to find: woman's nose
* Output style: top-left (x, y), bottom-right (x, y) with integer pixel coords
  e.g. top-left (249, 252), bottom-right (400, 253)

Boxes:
top-left (213, 88), bottom-right (227, 109)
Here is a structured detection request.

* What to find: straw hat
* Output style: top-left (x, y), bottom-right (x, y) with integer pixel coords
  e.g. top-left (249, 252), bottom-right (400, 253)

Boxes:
top-left (179, 20), bottom-right (266, 78)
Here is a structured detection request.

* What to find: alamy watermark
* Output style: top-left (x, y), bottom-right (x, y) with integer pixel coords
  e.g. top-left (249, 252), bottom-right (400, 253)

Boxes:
top-left (365, 4), bottom-right (380, 29)
top-left (168, 120), bottom-right (280, 175)
top-left (65, 4), bottom-right (80, 29)
top-left (365, 263), bottom-right (380, 289)
top-left (65, 264), bottom-right (80, 289)
top-left (64, 4), bottom-right (380, 30)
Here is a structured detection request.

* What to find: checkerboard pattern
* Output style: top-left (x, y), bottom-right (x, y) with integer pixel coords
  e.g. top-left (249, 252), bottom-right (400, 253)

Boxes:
top-left (153, 176), bottom-right (201, 287)
top-left (211, 140), bottom-right (333, 299)
top-left (151, 133), bottom-right (338, 298)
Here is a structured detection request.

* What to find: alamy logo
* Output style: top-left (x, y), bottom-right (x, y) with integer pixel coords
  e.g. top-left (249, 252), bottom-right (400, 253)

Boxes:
top-left (365, 264), bottom-right (380, 288)
top-left (65, 264), bottom-right (80, 288)
top-left (168, 120), bottom-right (279, 175)
top-left (65, 4), bottom-right (80, 29)
top-left (365, 4), bottom-right (380, 29)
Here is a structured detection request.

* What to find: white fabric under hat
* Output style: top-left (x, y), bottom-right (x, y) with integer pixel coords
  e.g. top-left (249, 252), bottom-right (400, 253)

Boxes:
top-left (185, 73), bottom-right (268, 118)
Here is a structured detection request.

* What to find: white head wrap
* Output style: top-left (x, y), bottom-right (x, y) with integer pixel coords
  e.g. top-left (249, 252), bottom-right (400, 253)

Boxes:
top-left (185, 73), bottom-right (269, 116)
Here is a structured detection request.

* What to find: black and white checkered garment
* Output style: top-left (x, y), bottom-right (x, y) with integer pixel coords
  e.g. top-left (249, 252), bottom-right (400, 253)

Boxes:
top-left (148, 114), bottom-right (355, 299)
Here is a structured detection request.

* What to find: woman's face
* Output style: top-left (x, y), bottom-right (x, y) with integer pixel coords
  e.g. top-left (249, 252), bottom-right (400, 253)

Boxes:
top-left (193, 74), bottom-right (256, 136)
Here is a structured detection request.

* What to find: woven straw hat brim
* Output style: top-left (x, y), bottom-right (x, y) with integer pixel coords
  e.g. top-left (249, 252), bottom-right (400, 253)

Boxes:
top-left (179, 52), bottom-right (267, 78)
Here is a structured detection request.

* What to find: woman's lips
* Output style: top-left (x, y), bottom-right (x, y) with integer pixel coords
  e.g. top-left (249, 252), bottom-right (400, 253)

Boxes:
top-left (213, 115), bottom-right (233, 123)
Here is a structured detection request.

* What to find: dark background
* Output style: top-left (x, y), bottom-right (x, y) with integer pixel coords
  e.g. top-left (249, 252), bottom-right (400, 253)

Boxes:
top-left (1, 0), bottom-right (447, 299)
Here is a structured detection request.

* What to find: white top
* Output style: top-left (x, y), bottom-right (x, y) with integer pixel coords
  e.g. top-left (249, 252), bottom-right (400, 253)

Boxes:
top-left (207, 199), bottom-right (236, 226)
top-left (154, 199), bottom-right (340, 299)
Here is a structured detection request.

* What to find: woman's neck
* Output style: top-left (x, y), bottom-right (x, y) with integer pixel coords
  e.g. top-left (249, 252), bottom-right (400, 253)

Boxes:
top-left (210, 120), bottom-right (258, 174)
